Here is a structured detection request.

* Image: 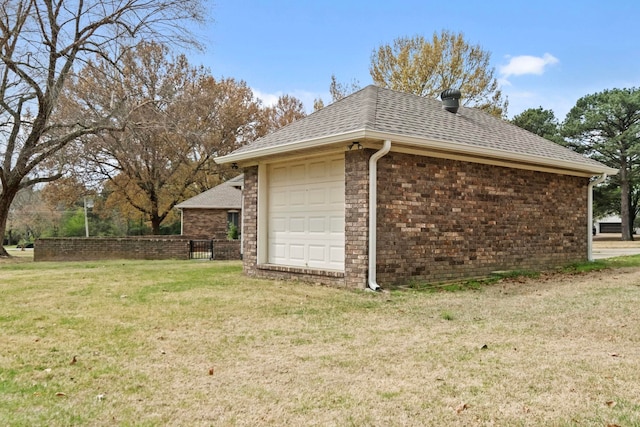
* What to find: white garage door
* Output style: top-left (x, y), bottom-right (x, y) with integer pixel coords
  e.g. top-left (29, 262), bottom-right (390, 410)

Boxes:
top-left (267, 155), bottom-right (345, 270)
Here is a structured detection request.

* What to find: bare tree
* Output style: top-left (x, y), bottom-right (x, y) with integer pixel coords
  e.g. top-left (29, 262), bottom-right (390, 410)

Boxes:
top-left (0, 0), bottom-right (206, 256)
top-left (66, 42), bottom-right (264, 234)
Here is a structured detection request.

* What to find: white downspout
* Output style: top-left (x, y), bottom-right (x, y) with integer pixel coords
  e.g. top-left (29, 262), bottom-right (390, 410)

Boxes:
top-left (588, 174), bottom-right (607, 261)
top-left (240, 182), bottom-right (244, 259)
top-left (368, 140), bottom-right (392, 291)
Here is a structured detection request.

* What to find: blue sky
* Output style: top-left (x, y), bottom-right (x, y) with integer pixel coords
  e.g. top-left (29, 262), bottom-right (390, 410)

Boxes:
top-left (189, 0), bottom-right (640, 119)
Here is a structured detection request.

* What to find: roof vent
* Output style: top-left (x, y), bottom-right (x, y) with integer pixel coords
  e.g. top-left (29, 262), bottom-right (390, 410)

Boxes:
top-left (440, 89), bottom-right (461, 113)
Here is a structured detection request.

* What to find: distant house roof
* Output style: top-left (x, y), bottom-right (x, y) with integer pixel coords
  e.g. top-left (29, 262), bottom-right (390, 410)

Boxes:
top-left (175, 174), bottom-right (243, 209)
top-left (216, 85), bottom-right (617, 176)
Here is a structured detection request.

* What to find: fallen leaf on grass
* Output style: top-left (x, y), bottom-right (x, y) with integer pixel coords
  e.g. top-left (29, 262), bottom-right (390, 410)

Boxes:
top-left (456, 403), bottom-right (469, 413)
top-left (55, 392), bottom-right (67, 397)
top-left (606, 400), bottom-right (617, 407)
top-left (607, 424), bottom-right (621, 427)
top-left (208, 368), bottom-right (214, 375)
top-left (70, 356), bottom-right (77, 365)
top-left (609, 353), bottom-right (621, 357)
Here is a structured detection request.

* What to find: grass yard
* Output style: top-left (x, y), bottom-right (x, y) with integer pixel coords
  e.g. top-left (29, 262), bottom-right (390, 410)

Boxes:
top-left (1, 256), bottom-right (640, 426)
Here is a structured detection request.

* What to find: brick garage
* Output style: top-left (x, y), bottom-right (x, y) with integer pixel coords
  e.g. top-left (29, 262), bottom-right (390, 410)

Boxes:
top-left (217, 86), bottom-right (616, 289)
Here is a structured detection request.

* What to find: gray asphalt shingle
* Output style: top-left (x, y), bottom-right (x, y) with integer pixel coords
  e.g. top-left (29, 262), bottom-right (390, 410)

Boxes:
top-left (227, 85), bottom-right (609, 171)
top-left (175, 175), bottom-right (243, 209)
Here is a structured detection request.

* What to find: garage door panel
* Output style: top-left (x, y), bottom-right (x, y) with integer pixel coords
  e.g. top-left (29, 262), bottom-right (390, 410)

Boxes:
top-left (308, 188), bottom-right (326, 205)
top-left (289, 189), bottom-right (306, 206)
top-left (289, 217), bottom-right (305, 232)
top-left (272, 242), bottom-right (286, 259)
top-left (271, 166), bottom-right (288, 184)
top-left (329, 246), bottom-right (345, 263)
top-left (329, 216), bottom-right (344, 233)
top-left (267, 155), bottom-right (345, 270)
top-left (271, 217), bottom-right (286, 232)
top-left (308, 245), bottom-right (326, 262)
top-left (290, 164), bottom-right (306, 180)
top-left (309, 216), bottom-right (326, 233)
top-left (289, 244), bottom-right (305, 261)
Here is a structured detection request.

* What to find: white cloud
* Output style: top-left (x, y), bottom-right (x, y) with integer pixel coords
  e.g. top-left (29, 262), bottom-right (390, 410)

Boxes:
top-left (252, 88), bottom-right (327, 113)
top-left (252, 89), bottom-right (281, 107)
top-left (500, 53), bottom-right (559, 79)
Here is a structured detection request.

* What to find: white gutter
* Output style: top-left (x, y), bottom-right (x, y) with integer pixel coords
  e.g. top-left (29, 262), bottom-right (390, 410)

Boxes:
top-left (214, 129), bottom-right (618, 177)
top-left (588, 173), bottom-right (607, 261)
top-left (367, 140), bottom-right (392, 291)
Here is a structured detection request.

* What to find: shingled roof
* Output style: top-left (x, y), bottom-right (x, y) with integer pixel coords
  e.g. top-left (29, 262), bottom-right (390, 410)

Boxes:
top-left (175, 174), bottom-right (243, 209)
top-left (216, 85), bottom-right (616, 176)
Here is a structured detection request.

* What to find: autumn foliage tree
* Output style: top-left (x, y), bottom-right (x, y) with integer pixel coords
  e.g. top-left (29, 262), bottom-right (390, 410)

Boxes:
top-left (65, 41), bottom-right (264, 234)
top-left (370, 30), bottom-right (508, 117)
top-left (0, 0), bottom-right (206, 256)
top-left (260, 94), bottom-right (306, 133)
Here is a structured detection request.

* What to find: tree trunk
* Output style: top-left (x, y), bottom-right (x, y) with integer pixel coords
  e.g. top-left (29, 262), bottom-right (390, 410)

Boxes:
top-left (0, 189), bottom-right (19, 257)
top-left (151, 216), bottom-right (162, 235)
top-left (620, 164), bottom-right (633, 241)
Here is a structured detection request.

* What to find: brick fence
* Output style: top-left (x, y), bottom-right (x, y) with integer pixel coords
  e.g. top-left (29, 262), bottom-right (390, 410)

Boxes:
top-left (34, 237), bottom-right (241, 262)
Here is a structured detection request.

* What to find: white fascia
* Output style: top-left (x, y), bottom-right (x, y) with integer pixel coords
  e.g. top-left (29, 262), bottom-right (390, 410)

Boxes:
top-left (216, 129), bottom-right (618, 177)
top-left (214, 130), bottom-right (368, 164)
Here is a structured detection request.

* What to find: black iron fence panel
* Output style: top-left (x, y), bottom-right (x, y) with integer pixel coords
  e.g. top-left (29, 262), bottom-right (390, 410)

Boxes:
top-left (189, 240), bottom-right (213, 260)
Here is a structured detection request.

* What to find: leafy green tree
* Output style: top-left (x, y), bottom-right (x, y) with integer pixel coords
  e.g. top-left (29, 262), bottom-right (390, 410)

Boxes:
top-left (370, 30), bottom-right (508, 117)
top-left (511, 107), bottom-right (564, 144)
top-left (59, 209), bottom-right (86, 237)
top-left (563, 88), bottom-right (640, 240)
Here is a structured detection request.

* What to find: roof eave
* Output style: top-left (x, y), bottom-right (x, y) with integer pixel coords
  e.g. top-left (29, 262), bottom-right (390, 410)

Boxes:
top-left (215, 129), bottom-right (619, 177)
top-left (368, 131), bottom-right (619, 177)
top-left (214, 130), bottom-right (368, 164)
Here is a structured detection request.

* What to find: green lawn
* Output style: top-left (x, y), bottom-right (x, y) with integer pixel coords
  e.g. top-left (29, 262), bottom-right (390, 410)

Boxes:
top-left (1, 258), bottom-right (640, 425)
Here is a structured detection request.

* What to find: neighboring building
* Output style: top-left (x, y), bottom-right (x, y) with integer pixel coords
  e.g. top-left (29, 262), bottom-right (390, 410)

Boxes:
top-left (175, 174), bottom-right (243, 240)
top-left (595, 215), bottom-right (622, 234)
top-left (595, 214), bottom-right (639, 235)
top-left (215, 85), bottom-right (617, 289)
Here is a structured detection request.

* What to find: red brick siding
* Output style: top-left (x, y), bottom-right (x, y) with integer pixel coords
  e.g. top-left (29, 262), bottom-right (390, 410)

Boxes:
top-left (375, 152), bottom-right (589, 285)
top-left (182, 208), bottom-right (231, 240)
top-left (344, 149), bottom-right (370, 288)
top-left (34, 237), bottom-right (241, 261)
top-left (35, 237), bottom-right (190, 261)
top-left (242, 166), bottom-right (259, 276)
top-left (212, 240), bottom-right (242, 260)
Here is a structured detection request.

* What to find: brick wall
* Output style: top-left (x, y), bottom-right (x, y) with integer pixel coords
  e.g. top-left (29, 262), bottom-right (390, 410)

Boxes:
top-left (375, 152), bottom-right (589, 285)
top-left (344, 149), bottom-right (370, 288)
top-left (182, 209), bottom-right (229, 240)
top-left (34, 237), bottom-right (241, 262)
top-left (212, 240), bottom-right (242, 260)
top-left (242, 166), bottom-right (259, 276)
top-left (35, 237), bottom-right (191, 261)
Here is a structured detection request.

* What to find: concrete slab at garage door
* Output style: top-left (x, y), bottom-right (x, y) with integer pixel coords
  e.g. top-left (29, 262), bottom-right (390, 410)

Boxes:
top-left (267, 155), bottom-right (345, 270)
